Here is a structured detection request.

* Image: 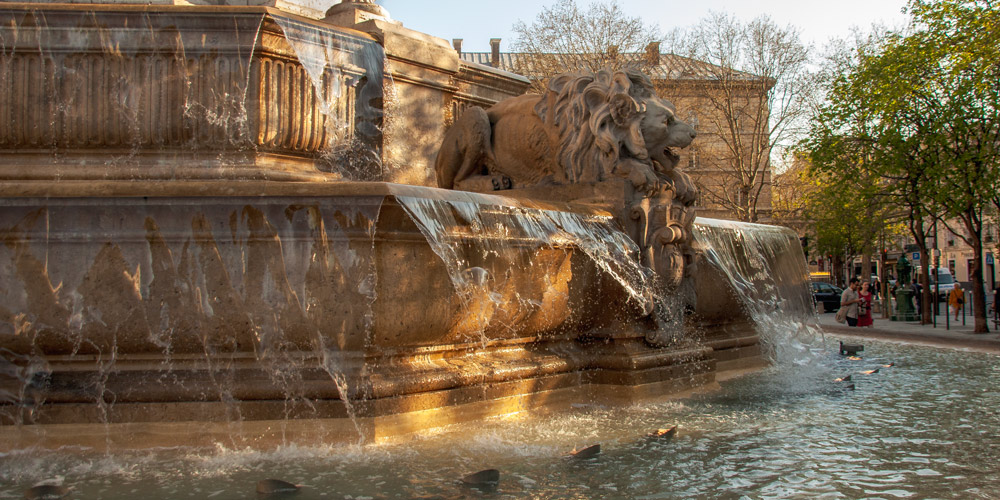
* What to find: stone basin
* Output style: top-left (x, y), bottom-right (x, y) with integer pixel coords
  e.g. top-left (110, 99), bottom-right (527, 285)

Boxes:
top-left (0, 3), bottom-right (772, 449)
top-left (0, 181), bottom-right (759, 447)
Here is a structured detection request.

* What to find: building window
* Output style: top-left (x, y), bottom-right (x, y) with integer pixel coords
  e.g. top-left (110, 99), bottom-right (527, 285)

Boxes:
top-left (687, 148), bottom-right (699, 169)
top-left (732, 182), bottom-right (746, 206)
top-left (687, 112), bottom-right (699, 133)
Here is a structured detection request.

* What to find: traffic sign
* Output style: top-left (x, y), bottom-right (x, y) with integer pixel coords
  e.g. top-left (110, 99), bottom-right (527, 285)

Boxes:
top-left (987, 253), bottom-right (994, 265)
top-left (912, 252), bottom-right (920, 261)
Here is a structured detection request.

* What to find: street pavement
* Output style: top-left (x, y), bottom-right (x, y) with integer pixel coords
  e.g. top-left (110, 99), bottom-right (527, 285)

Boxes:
top-left (815, 307), bottom-right (1000, 353)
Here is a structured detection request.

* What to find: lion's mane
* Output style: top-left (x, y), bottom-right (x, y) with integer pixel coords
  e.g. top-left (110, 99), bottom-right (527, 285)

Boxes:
top-left (533, 69), bottom-right (657, 184)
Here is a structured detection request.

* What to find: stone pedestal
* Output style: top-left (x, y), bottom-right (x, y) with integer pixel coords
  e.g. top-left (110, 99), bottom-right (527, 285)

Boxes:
top-left (892, 289), bottom-right (920, 321)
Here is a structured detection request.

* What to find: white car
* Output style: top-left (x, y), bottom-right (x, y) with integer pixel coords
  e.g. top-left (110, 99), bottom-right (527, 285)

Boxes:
top-left (928, 268), bottom-right (956, 301)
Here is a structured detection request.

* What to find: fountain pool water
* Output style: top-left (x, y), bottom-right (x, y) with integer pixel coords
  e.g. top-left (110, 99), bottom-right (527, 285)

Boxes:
top-left (2, 337), bottom-right (997, 499)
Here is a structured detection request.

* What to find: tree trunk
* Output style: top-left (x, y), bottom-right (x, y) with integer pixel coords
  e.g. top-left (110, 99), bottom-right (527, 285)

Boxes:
top-left (880, 250), bottom-right (890, 319)
top-left (970, 229), bottom-right (989, 333)
top-left (919, 249), bottom-right (932, 324)
top-left (832, 255), bottom-right (843, 287)
top-left (861, 253), bottom-right (872, 283)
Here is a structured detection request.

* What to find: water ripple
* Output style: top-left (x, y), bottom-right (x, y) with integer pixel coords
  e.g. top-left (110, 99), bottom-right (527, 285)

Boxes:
top-left (2, 339), bottom-right (999, 498)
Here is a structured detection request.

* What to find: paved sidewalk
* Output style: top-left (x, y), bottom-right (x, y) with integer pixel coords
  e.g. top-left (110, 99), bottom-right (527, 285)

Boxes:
top-left (816, 309), bottom-right (1000, 353)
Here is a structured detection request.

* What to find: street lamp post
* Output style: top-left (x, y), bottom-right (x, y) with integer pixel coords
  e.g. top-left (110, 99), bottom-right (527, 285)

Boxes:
top-left (935, 249), bottom-right (945, 330)
top-left (933, 220), bottom-right (938, 327)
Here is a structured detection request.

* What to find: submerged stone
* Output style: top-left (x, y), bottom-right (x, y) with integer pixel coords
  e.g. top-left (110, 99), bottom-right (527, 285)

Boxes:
top-left (23, 485), bottom-right (71, 500)
top-left (256, 479), bottom-right (300, 496)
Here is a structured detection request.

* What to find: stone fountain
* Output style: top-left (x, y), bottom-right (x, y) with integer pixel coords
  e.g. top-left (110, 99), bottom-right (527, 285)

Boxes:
top-left (0, 0), bottom-right (803, 449)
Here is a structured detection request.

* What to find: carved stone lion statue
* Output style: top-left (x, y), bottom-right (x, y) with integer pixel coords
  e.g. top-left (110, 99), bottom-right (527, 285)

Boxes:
top-left (434, 69), bottom-right (699, 345)
top-left (435, 69), bottom-right (697, 203)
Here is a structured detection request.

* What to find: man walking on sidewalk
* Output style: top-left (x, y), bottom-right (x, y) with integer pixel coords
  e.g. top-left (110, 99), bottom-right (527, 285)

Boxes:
top-left (841, 278), bottom-right (861, 327)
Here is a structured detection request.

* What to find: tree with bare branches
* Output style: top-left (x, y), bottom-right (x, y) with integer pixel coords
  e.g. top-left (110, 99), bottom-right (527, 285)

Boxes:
top-left (666, 13), bottom-right (814, 222)
top-left (510, 0), bottom-right (662, 92)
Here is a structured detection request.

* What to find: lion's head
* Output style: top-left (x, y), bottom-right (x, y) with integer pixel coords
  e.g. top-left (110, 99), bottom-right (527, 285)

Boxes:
top-left (640, 98), bottom-right (697, 174)
top-left (533, 69), bottom-right (696, 185)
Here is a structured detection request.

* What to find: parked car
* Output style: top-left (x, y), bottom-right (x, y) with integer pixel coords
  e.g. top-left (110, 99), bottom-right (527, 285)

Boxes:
top-left (812, 281), bottom-right (844, 312)
top-left (917, 267), bottom-right (956, 301)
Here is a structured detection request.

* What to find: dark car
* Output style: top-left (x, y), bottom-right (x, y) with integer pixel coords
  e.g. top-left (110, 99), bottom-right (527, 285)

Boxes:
top-left (812, 282), bottom-right (844, 312)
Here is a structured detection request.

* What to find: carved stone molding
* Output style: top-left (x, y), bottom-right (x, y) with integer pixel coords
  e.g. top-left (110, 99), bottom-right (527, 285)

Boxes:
top-left (0, 6), bottom-right (380, 181)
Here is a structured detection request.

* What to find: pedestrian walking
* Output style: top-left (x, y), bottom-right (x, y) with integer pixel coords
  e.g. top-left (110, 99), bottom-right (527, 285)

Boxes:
top-left (841, 278), bottom-right (861, 327)
top-left (948, 286), bottom-right (965, 321)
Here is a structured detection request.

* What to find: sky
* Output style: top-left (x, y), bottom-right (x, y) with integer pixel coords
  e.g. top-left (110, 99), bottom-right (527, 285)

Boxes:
top-left (379, 0), bottom-right (910, 53)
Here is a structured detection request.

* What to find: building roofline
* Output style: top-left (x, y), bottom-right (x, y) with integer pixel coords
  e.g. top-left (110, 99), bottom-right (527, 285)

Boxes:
top-left (458, 50), bottom-right (765, 82)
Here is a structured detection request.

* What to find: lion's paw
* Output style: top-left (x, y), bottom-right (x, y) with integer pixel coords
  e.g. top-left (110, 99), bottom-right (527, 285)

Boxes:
top-left (670, 172), bottom-right (697, 205)
top-left (627, 165), bottom-right (660, 198)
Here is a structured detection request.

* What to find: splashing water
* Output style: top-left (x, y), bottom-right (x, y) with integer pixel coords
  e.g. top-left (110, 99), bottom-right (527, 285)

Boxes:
top-left (272, 15), bottom-right (389, 180)
top-left (3, 339), bottom-right (999, 499)
top-left (394, 189), bottom-right (658, 343)
top-left (692, 218), bottom-right (824, 364)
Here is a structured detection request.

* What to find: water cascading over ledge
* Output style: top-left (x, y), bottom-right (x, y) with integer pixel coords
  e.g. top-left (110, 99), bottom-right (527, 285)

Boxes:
top-left (0, 183), bottom-right (746, 448)
top-left (692, 219), bottom-right (822, 363)
top-left (0, 3), bottom-right (809, 448)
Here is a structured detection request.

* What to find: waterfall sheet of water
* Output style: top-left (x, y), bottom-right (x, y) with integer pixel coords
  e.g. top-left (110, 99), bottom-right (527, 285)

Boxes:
top-left (395, 192), bottom-right (822, 351)
top-left (0, 198), bottom-right (381, 440)
top-left (394, 189), bottom-right (658, 341)
top-left (272, 15), bottom-right (388, 180)
top-left (693, 218), bottom-right (823, 363)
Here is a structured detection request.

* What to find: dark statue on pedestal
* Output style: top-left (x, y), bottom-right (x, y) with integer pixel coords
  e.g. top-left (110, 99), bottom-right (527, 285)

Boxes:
top-left (892, 254), bottom-right (919, 321)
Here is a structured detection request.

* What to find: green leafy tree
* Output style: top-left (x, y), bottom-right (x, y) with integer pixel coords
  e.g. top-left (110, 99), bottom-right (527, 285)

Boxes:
top-left (802, 154), bottom-right (892, 288)
top-left (850, 0), bottom-right (1000, 330)
top-left (907, 0), bottom-right (1000, 332)
top-left (804, 0), bottom-right (999, 329)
